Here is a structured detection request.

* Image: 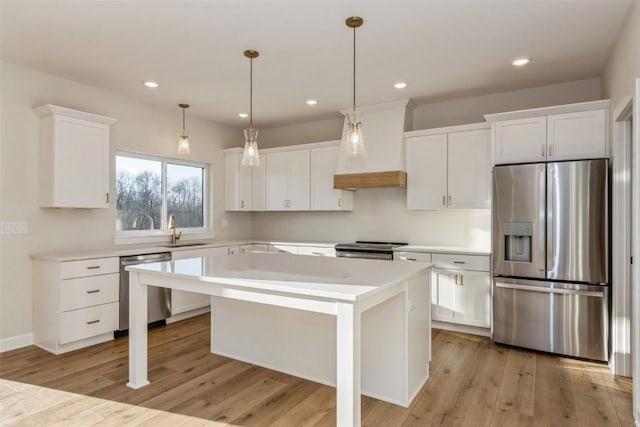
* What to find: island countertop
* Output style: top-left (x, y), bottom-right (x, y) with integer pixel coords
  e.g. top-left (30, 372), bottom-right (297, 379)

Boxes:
top-left (128, 252), bottom-right (433, 302)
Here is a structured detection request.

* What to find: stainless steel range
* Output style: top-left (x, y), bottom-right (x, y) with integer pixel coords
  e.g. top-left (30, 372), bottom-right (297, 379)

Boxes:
top-left (335, 241), bottom-right (408, 260)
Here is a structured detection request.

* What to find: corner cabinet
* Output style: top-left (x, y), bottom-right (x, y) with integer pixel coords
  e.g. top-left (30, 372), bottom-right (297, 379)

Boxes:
top-left (224, 148), bottom-right (265, 211)
top-left (266, 149), bottom-right (310, 210)
top-left (310, 145), bottom-right (353, 211)
top-left (405, 124), bottom-right (491, 210)
top-left (487, 100), bottom-right (609, 165)
top-left (34, 104), bottom-right (117, 208)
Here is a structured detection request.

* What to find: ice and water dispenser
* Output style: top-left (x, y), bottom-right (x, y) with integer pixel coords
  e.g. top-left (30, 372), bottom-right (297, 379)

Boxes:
top-left (503, 222), bottom-right (533, 263)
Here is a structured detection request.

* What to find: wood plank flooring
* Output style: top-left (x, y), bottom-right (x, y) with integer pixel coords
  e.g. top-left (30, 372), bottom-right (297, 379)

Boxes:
top-left (0, 313), bottom-right (632, 426)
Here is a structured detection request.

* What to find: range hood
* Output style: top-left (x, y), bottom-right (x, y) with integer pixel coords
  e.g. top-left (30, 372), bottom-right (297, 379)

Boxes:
top-left (334, 99), bottom-right (413, 190)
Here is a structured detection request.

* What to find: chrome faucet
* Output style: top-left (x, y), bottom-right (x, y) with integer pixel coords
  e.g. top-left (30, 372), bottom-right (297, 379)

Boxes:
top-left (168, 214), bottom-right (181, 245)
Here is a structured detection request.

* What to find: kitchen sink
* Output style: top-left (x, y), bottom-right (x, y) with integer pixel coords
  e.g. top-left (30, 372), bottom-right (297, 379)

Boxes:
top-left (162, 242), bottom-right (209, 248)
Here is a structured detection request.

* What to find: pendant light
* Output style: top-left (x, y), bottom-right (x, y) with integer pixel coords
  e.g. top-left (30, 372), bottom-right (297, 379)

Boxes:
top-left (177, 103), bottom-right (190, 155)
top-left (242, 49), bottom-right (260, 167)
top-left (344, 16), bottom-right (365, 157)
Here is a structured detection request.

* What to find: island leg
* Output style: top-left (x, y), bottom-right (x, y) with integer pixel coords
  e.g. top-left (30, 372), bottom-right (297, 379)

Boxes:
top-left (127, 271), bottom-right (150, 389)
top-left (336, 302), bottom-right (361, 427)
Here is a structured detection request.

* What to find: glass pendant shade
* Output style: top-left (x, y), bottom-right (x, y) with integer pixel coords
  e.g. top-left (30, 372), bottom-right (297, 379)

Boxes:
top-left (344, 114), bottom-right (365, 157)
top-left (242, 128), bottom-right (260, 166)
top-left (177, 133), bottom-right (190, 155)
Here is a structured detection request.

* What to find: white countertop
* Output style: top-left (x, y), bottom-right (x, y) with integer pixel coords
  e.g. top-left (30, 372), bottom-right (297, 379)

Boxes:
top-left (128, 252), bottom-right (432, 302)
top-left (30, 239), bottom-right (337, 261)
top-left (394, 245), bottom-right (491, 256)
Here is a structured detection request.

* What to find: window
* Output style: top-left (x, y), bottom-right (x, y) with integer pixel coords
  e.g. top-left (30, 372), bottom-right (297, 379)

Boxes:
top-left (116, 153), bottom-right (207, 233)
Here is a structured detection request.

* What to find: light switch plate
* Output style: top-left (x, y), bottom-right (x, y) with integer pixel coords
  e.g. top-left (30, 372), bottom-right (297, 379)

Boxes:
top-left (1, 222), bottom-right (28, 234)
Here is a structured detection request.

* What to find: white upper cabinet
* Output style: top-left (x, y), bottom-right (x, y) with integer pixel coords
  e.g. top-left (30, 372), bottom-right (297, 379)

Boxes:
top-left (310, 146), bottom-right (353, 211)
top-left (406, 134), bottom-right (447, 210)
top-left (405, 124), bottom-right (490, 210)
top-left (487, 100), bottom-right (609, 165)
top-left (266, 149), bottom-right (310, 211)
top-left (224, 150), bottom-right (265, 211)
top-left (547, 109), bottom-right (606, 161)
top-left (493, 116), bottom-right (547, 164)
top-left (448, 129), bottom-right (491, 209)
top-left (34, 104), bottom-right (117, 208)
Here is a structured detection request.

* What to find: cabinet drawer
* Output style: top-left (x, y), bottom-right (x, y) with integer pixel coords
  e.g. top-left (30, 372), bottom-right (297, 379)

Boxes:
top-left (62, 257), bottom-right (119, 279)
top-left (60, 273), bottom-right (119, 312)
top-left (297, 246), bottom-right (336, 257)
top-left (395, 252), bottom-right (432, 262)
top-left (432, 254), bottom-right (490, 271)
top-left (59, 302), bottom-right (118, 344)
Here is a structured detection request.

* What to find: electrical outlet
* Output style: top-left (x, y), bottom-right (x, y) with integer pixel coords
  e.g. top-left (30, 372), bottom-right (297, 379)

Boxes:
top-left (1, 222), bottom-right (28, 234)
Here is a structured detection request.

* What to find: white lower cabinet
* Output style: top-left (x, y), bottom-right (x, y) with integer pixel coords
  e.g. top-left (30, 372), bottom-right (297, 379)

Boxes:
top-left (395, 251), bottom-right (491, 333)
top-left (33, 256), bottom-right (120, 354)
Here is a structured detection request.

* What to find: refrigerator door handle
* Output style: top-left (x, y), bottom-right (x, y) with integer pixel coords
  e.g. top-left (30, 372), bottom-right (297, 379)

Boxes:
top-left (495, 282), bottom-right (604, 298)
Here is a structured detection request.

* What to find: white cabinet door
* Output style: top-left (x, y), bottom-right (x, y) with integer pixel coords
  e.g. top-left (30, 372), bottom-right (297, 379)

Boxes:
top-left (252, 154), bottom-right (266, 211)
top-left (266, 150), bottom-right (310, 210)
top-left (547, 109), bottom-right (606, 161)
top-left (310, 146), bottom-right (353, 211)
top-left (460, 270), bottom-right (491, 328)
top-left (493, 116), bottom-right (547, 165)
top-left (171, 248), bottom-right (216, 314)
top-left (406, 134), bottom-right (448, 209)
top-left (433, 269), bottom-right (459, 323)
top-left (225, 151), bottom-right (252, 211)
top-left (289, 150), bottom-right (310, 210)
top-left (266, 152), bottom-right (291, 210)
top-left (448, 129), bottom-right (491, 209)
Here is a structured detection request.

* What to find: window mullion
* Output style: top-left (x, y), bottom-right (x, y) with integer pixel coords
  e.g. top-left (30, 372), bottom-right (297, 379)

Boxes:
top-left (161, 160), bottom-right (168, 231)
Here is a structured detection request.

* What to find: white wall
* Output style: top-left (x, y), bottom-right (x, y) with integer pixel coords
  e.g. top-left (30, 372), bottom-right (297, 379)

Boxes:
top-left (0, 62), bottom-right (251, 342)
top-left (250, 79), bottom-right (601, 245)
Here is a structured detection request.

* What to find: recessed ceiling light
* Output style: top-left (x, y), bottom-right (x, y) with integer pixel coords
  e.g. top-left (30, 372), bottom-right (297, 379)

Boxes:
top-left (512, 57), bottom-right (531, 67)
top-left (394, 82), bottom-right (407, 89)
top-left (306, 99), bottom-right (318, 106)
top-left (143, 81), bottom-right (159, 88)
top-left (238, 113), bottom-right (249, 118)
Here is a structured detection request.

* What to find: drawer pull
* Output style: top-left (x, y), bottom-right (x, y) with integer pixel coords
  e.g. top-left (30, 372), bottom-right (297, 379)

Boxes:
top-left (86, 266), bottom-right (101, 270)
top-left (86, 289), bottom-right (100, 294)
top-left (453, 261), bottom-right (466, 264)
top-left (86, 319), bottom-right (100, 325)
top-left (311, 252), bottom-right (324, 256)
top-left (405, 258), bottom-right (417, 261)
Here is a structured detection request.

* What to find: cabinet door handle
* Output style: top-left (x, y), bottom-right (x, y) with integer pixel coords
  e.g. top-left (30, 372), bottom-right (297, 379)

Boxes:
top-left (548, 144), bottom-right (553, 157)
top-left (86, 289), bottom-right (100, 294)
top-left (240, 248), bottom-right (245, 253)
top-left (240, 200), bottom-right (244, 208)
top-left (460, 274), bottom-right (464, 286)
top-left (86, 266), bottom-right (100, 270)
top-left (338, 198), bottom-right (342, 207)
top-left (453, 261), bottom-right (466, 264)
top-left (106, 193), bottom-right (109, 204)
top-left (448, 195), bottom-right (452, 206)
top-left (442, 195), bottom-right (446, 206)
top-left (454, 273), bottom-right (459, 285)
top-left (541, 144), bottom-right (545, 157)
top-left (86, 319), bottom-right (100, 325)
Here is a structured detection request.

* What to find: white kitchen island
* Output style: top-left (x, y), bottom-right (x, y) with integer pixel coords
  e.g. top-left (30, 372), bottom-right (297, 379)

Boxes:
top-left (126, 252), bottom-right (432, 427)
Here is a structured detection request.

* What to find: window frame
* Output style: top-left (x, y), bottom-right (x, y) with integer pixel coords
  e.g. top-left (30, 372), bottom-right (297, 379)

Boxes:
top-left (114, 150), bottom-right (212, 244)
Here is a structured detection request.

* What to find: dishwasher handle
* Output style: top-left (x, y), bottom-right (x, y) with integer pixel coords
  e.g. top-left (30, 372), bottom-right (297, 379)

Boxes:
top-left (495, 282), bottom-right (604, 298)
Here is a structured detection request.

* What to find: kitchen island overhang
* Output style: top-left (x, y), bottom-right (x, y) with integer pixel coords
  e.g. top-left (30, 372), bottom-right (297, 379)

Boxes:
top-left (126, 252), bottom-right (432, 427)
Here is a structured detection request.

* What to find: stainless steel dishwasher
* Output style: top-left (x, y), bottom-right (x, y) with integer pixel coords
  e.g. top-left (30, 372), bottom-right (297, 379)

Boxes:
top-left (116, 252), bottom-right (172, 336)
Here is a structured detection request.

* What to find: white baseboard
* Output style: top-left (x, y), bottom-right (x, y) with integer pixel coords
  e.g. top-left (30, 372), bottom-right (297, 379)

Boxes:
top-left (166, 306), bottom-right (210, 324)
top-left (432, 320), bottom-right (491, 337)
top-left (0, 333), bottom-right (34, 353)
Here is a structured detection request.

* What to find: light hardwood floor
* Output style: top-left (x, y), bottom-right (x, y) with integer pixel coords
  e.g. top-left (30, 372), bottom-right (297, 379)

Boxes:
top-left (0, 313), bottom-right (633, 426)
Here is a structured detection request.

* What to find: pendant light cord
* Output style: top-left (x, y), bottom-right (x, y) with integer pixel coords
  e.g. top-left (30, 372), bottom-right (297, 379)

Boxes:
top-left (353, 26), bottom-right (356, 114)
top-left (182, 107), bottom-right (186, 133)
top-left (250, 57), bottom-right (253, 129)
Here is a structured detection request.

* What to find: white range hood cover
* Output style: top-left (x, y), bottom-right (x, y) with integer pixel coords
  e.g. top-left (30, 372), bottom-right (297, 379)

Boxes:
top-left (335, 99), bottom-right (413, 188)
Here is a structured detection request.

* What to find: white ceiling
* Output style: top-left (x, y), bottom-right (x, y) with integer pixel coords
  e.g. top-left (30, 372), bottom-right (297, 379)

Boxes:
top-left (0, 1), bottom-right (632, 128)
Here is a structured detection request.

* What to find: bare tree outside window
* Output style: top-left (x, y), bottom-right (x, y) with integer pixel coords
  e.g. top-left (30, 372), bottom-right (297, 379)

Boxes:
top-left (115, 154), bottom-right (206, 232)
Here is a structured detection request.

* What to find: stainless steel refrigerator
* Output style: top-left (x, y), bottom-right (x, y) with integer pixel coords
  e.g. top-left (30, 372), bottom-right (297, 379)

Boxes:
top-left (492, 159), bottom-right (609, 361)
